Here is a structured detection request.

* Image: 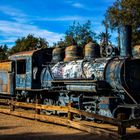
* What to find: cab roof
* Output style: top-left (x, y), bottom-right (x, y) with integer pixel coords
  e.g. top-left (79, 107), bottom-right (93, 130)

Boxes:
top-left (9, 49), bottom-right (38, 59)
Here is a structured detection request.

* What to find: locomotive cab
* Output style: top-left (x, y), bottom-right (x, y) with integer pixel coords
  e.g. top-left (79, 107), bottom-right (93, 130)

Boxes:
top-left (9, 48), bottom-right (53, 90)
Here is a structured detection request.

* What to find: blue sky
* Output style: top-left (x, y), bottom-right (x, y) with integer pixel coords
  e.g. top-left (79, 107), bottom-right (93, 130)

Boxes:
top-left (0, 0), bottom-right (117, 47)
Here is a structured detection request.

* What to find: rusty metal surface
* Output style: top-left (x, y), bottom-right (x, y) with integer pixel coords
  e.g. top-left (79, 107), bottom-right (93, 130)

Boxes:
top-left (9, 50), bottom-right (38, 90)
top-left (52, 47), bottom-right (64, 63)
top-left (120, 25), bottom-right (132, 57)
top-left (0, 61), bottom-right (14, 95)
top-left (64, 45), bottom-right (79, 62)
top-left (0, 61), bottom-right (12, 71)
top-left (9, 50), bottom-right (34, 90)
top-left (105, 58), bottom-right (125, 91)
top-left (15, 57), bottom-right (32, 89)
top-left (0, 72), bottom-right (10, 94)
top-left (84, 42), bottom-right (100, 60)
top-left (105, 57), bottom-right (140, 94)
top-left (9, 50), bottom-right (38, 60)
top-left (51, 58), bottom-right (109, 80)
top-left (10, 48), bottom-right (54, 90)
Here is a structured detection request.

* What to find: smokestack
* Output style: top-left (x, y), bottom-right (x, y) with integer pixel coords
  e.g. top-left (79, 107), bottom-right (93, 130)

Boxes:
top-left (120, 25), bottom-right (132, 57)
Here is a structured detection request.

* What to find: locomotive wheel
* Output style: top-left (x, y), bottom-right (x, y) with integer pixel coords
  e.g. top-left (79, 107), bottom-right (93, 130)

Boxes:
top-left (42, 98), bottom-right (54, 115)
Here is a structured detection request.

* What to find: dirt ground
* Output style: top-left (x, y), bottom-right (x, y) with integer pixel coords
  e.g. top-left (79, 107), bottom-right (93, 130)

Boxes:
top-left (0, 113), bottom-right (110, 140)
top-left (0, 113), bottom-right (140, 140)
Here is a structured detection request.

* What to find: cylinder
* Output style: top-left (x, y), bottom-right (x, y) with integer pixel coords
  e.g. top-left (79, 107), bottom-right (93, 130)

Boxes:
top-left (64, 45), bottom-right (78, 62)
top-left (120, 25), bottom-right (132, 57)
top-left (84, 42), bottom-right (100, 60)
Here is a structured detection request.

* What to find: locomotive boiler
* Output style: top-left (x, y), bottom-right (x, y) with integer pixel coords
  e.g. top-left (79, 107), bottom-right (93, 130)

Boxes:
top-left (0, 25), bottom-right (140, 120)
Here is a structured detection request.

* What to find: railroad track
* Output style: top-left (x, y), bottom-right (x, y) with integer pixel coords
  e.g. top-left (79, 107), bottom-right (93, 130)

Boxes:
top-left (0, 98), bottom-right (140, 140)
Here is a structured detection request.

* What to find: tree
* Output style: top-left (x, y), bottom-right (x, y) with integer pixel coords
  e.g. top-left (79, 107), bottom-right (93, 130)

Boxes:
top-left (104, 0), bottom-right (122, 49)
top-left (102, 19), bottom-right (109, 45)
top-left (56, 38), bottom-right (66, 48)
top-left (98, 32), bottom-right (111, 45)
top-left (104, 0), bottom-right (140, 46)
top-left (9, 34), bottom-right (49, 54)
top-left (0, 44), bottom-right (8, 60)
top-left (64, 21), bottom-right (97, 47)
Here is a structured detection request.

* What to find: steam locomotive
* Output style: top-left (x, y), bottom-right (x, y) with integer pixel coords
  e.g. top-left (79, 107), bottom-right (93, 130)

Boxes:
top-left (0, 26), bottom-right (140, 120)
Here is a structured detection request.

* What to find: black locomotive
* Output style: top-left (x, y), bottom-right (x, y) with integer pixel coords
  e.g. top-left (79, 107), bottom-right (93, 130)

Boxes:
top-left (0, 25), bottom-right (140, 120)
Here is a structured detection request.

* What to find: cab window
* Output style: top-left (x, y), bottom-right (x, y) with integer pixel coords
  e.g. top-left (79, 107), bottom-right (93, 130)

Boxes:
top-left (17, 60), bottom-right (26, 74)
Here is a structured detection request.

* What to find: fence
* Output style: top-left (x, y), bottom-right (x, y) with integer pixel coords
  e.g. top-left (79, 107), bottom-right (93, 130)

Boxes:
top-left (0, 99), bottom-right (140, 139)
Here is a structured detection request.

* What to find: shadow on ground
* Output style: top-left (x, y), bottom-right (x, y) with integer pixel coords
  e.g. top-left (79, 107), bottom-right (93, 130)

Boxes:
top-left (0, 126), bottom-right (21, 130)
top-left (0, 132), bottom-right (109, 140)
top-left (0, 131), bottom-right (140, 140)
top-left (125, 132), bottom-right (140, 140)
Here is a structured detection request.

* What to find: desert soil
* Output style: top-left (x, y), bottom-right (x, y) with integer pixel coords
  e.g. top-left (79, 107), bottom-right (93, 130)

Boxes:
top-left (0, 113), bottom-right (110, 140)
top-left (0, 113), bottom-right (140, 140)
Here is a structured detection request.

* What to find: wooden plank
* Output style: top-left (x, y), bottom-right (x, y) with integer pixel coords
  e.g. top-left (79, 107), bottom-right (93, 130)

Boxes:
top-left (0, 61), bottom-right (12, 71)
top-left (1, 107), bottom-right (140, 140)
top-left (35, 114), bottom-right (68, 126)
top-left (77, 120), bottom-right (118, 130)
top-left (0, 108), bottom-right (117, 139)
top-left (0, 108), bottom-right (10, 114)
top-left (122, 118), bottom-right (140, 127)
top-left (11, 101), bottom-right (120, 125)
top-left (0, 108), bottom-right (68, 126)
top-left (12, 101), bottom-right (35, 108)
top-left (11, 111), bottom-right (68, 126)
top-left (0, 99), bottom-right (10, 104)
top-left (37, 104), bottom-right (68, 112)
top-left (68, 120), bottom-right (117, 139)
top-left (2, 100), bottom-right (128, 127)
top-left (70, 108), bottom-right (120, 125)
top-left (11, 101), bottom-right (69, 112)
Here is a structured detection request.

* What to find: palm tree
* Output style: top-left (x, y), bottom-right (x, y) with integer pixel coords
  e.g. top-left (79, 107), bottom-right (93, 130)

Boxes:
top-left (98, 32), bottom-right (111, 45)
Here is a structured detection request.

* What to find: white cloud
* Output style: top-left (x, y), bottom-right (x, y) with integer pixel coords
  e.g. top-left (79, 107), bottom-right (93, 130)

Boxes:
top-left (0, 5), bottom-right (26, 17)
top-left (0, 20), bottom-right (64, 46)
top-left (65, 1), bottom-right (93, 11)
top-left (36, 16), bottom-right (87, 21)
top-left (0, 5), bottom-right (28, 23)
top-left (0, 4), bottom-right (116, 47)
top-left (0, 5), bottom-right (65, 46)
top-left (0, 5), bottom-right (92, 23)
top-left (0, 5), bottom-right (94, 46)
top-left (72, 3), bottom-right (85, 9)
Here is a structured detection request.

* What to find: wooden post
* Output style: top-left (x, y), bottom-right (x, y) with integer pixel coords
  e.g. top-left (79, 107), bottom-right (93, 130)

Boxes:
top-left (68, 102), bottom-right (73, 120)
top-left (35, 93), bottom-right (41, 115)
top-left (67, 102), bottom-right (73, 128)
top-left (10, 97), bottom-right (15, 111)
top-left (117, 113), bottom-right (126, 140)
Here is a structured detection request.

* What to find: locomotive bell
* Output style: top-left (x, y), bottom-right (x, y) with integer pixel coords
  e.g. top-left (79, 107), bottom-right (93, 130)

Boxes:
top-left (64, 45), bottom-right (79, 62)
top-left (84, 41), bottom-right (100, 60)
